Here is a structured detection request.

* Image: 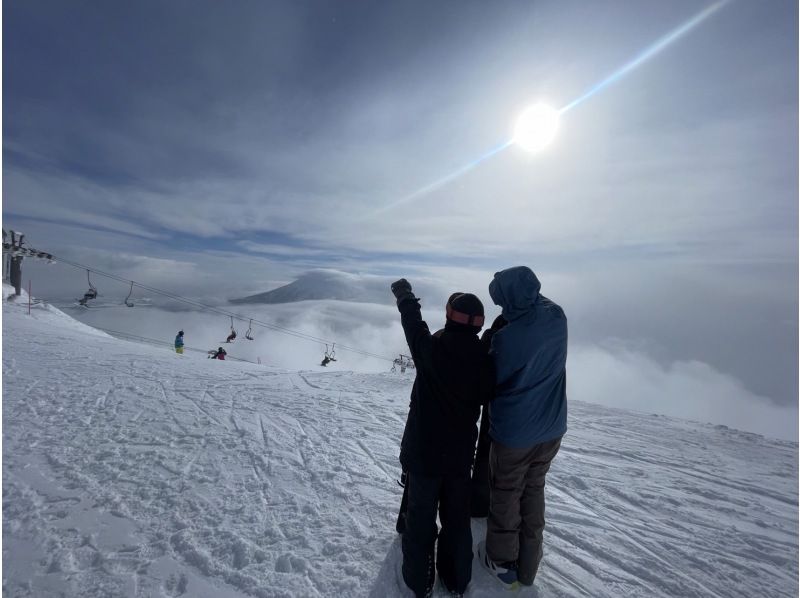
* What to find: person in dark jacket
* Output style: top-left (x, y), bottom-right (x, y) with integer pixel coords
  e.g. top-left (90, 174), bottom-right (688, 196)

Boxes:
top-left (477, 266), bottom-right (567, 589)
top-left (470, 314), bottom-right (508, 517)
top-left (209, 347), bottom-right (227, 360)
top-left (391, 279), bottom-right (494, 598)
top-left (397, 292), bottom-right (470, 532)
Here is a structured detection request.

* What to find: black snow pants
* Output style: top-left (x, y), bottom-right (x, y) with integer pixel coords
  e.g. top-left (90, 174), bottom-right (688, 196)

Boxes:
top-left (401, 472), bottom-right (473, 596)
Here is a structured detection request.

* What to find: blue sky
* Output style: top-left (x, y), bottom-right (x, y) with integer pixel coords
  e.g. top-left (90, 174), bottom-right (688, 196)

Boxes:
top-left (3, 1), bottom-right (798, 417)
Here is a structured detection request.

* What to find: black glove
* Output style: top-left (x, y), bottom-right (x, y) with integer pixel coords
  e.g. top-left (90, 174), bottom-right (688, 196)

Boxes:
top-left (489, 314), bottom-right (508, 332)
top-left (481, 314), bottom-right (508, 347)
top-left (391, 278), bottom-right (414, 304)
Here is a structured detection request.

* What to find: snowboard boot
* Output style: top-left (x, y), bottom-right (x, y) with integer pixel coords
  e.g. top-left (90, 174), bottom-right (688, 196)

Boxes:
top-left (477, 541), bottom-right (519, 590)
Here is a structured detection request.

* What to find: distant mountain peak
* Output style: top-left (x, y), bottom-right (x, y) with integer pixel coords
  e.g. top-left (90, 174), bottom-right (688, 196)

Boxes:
top-left (229, 270), bottom-right (391, 305)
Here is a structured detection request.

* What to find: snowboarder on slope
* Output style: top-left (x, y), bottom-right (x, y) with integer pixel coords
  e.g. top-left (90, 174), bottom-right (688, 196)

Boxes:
top-left (209, 347), bottom-right (227, 360)
top-left (391, 279), bottom-right (494, 597)
top-left (174, 330), bottom-right (185, 355)
top-left (477, 266), bottom-right (567, 589)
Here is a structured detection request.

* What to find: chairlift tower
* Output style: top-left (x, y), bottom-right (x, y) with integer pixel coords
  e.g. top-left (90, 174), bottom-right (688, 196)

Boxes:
top-left (2, 230), bottom-right (56, 298)
top-left (2, 229), bottom-right (25, 296)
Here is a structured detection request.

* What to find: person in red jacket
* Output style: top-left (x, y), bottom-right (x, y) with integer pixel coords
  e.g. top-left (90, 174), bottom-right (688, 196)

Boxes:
top-left (209, 347), bottom-right (227, 360)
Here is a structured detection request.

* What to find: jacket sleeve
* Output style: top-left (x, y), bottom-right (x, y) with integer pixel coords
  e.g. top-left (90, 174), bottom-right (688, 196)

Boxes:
top-left (490, 329), bottom-right (524, 390)
top-left (397, 296), bottom-right (433, 370)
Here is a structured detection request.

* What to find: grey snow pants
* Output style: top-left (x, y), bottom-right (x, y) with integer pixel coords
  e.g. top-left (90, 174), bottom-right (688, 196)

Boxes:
top-left (486, 436), bottom-right (562, 585)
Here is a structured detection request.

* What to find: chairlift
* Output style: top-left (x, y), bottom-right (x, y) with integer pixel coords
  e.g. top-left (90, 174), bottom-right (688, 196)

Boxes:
top-left (320, 343), bottom-right (337, 367)
top-left (225, 316), bottom-right (237, 343)
top-left (245, 319), bottom-right (254, 340)
top-left (124, 281), bottom-right (135, 307)
top-left (392, 353), bottom-right (414, 373)
top-left (78, 270), bottom-right (98, 306)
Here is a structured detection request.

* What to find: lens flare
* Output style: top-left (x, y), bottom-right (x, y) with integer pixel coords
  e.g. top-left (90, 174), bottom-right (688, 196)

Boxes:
top-left (513, 104), bottom-right (561, 153)
top-left (367, 0), bottom-right (731, 217)
top-left (559, 0), bottom-right (729, 114)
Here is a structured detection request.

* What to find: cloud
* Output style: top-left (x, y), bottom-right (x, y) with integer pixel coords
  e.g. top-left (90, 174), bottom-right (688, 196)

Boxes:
top-left (4, 1), bottom-right (795, 265)
top-left (569, 342), bottom-right (798, 442)
top-left (237, 241), bottom-right (330, 257)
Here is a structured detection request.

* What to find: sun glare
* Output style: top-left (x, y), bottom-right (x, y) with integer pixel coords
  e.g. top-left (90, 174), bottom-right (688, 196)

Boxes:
top-left (513, 103), bottom-right (560, 153)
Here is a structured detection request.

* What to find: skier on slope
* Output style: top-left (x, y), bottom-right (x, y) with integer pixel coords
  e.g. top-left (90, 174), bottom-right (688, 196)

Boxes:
top-left (391, 279), bottom-right (494, 597)
top-left (174, 330), bottom-right (185, 355)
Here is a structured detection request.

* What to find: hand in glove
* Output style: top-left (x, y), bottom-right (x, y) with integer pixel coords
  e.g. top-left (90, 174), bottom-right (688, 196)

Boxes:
top-left (481, 314), bottom-right (508, 346)
top-left (390, 278), bottom-right (414, 304)
top-left (489, 314), bottom-right (508, 332)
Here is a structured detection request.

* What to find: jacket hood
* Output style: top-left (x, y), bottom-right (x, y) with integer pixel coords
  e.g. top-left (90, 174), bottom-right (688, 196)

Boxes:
top-left (489, 266), bottom-right (541, 321)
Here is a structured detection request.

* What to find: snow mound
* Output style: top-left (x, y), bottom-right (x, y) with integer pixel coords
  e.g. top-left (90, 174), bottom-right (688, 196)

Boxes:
top-left (3, 296), bottom-right (798, 597)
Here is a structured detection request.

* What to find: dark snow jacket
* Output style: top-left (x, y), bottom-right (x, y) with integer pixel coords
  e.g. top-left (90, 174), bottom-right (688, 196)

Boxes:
top-left (397, 296), bottom-right (494, 476)
top-left (488, 266), bottom-right (568, 449)
top-left (175, 335), bottom-right (184, 349)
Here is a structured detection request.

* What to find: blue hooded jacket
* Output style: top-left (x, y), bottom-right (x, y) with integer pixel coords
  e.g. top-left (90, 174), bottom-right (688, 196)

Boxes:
top-left (488, 266), bottom-right (567, 448)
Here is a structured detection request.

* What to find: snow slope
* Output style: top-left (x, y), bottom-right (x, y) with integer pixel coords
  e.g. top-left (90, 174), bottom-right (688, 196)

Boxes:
top-left (3, 295), bottom-right (798, 597)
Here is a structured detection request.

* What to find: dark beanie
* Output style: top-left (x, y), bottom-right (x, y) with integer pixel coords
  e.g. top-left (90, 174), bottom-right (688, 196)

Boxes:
top-left (446, 293), bottom-right (485, 330)
top-left (447, 292), bottom-right (464, 307)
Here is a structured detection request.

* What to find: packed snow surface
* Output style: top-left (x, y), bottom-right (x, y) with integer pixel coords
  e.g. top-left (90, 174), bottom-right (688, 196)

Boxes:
top-left (3, 294), bottom-right (798, 597)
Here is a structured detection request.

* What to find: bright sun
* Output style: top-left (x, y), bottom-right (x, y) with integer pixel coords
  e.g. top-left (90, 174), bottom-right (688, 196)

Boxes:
top-left (513, 103), bottom-right (560, 153)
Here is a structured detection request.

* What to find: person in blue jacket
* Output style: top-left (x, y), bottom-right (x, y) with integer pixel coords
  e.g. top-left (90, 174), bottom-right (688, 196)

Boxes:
top-left (477, 266), bottom-right (567, 589)
top-left (174, 330), bottom-right (185, 355)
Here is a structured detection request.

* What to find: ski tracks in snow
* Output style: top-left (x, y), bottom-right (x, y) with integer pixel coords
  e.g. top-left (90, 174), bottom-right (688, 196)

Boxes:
top-left (3, 309), bottom-right (408, 597)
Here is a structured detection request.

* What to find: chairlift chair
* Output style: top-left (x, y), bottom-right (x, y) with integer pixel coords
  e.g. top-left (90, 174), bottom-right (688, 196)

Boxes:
top-left (245, 319), bottom-right (254, 340)
top-left (124, 281), bottom-right (135, 307)
top-left (225, 316), bottom-right (237, 343)
top-left (79, 270), bottom-right (98, 306)
top-left (320, 343), bottom-right (337, 367)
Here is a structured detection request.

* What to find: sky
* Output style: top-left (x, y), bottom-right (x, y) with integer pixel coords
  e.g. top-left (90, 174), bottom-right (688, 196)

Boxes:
top-left (3, 1), bottom-right (798, 436)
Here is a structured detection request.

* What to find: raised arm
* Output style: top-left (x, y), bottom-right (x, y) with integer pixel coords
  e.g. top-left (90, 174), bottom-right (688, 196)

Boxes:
top-left (391, 279), bottom-right (433, 370)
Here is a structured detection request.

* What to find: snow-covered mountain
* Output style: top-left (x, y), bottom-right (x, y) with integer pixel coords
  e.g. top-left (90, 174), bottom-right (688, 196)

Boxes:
top-left (3, 289), bottom-right (798, 597)
top-left (230, 270), bottom-right (394, 305)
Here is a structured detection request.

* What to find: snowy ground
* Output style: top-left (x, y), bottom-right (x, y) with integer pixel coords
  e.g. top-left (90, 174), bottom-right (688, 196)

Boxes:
top-left (3, 291), bottom-right (798, 597)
